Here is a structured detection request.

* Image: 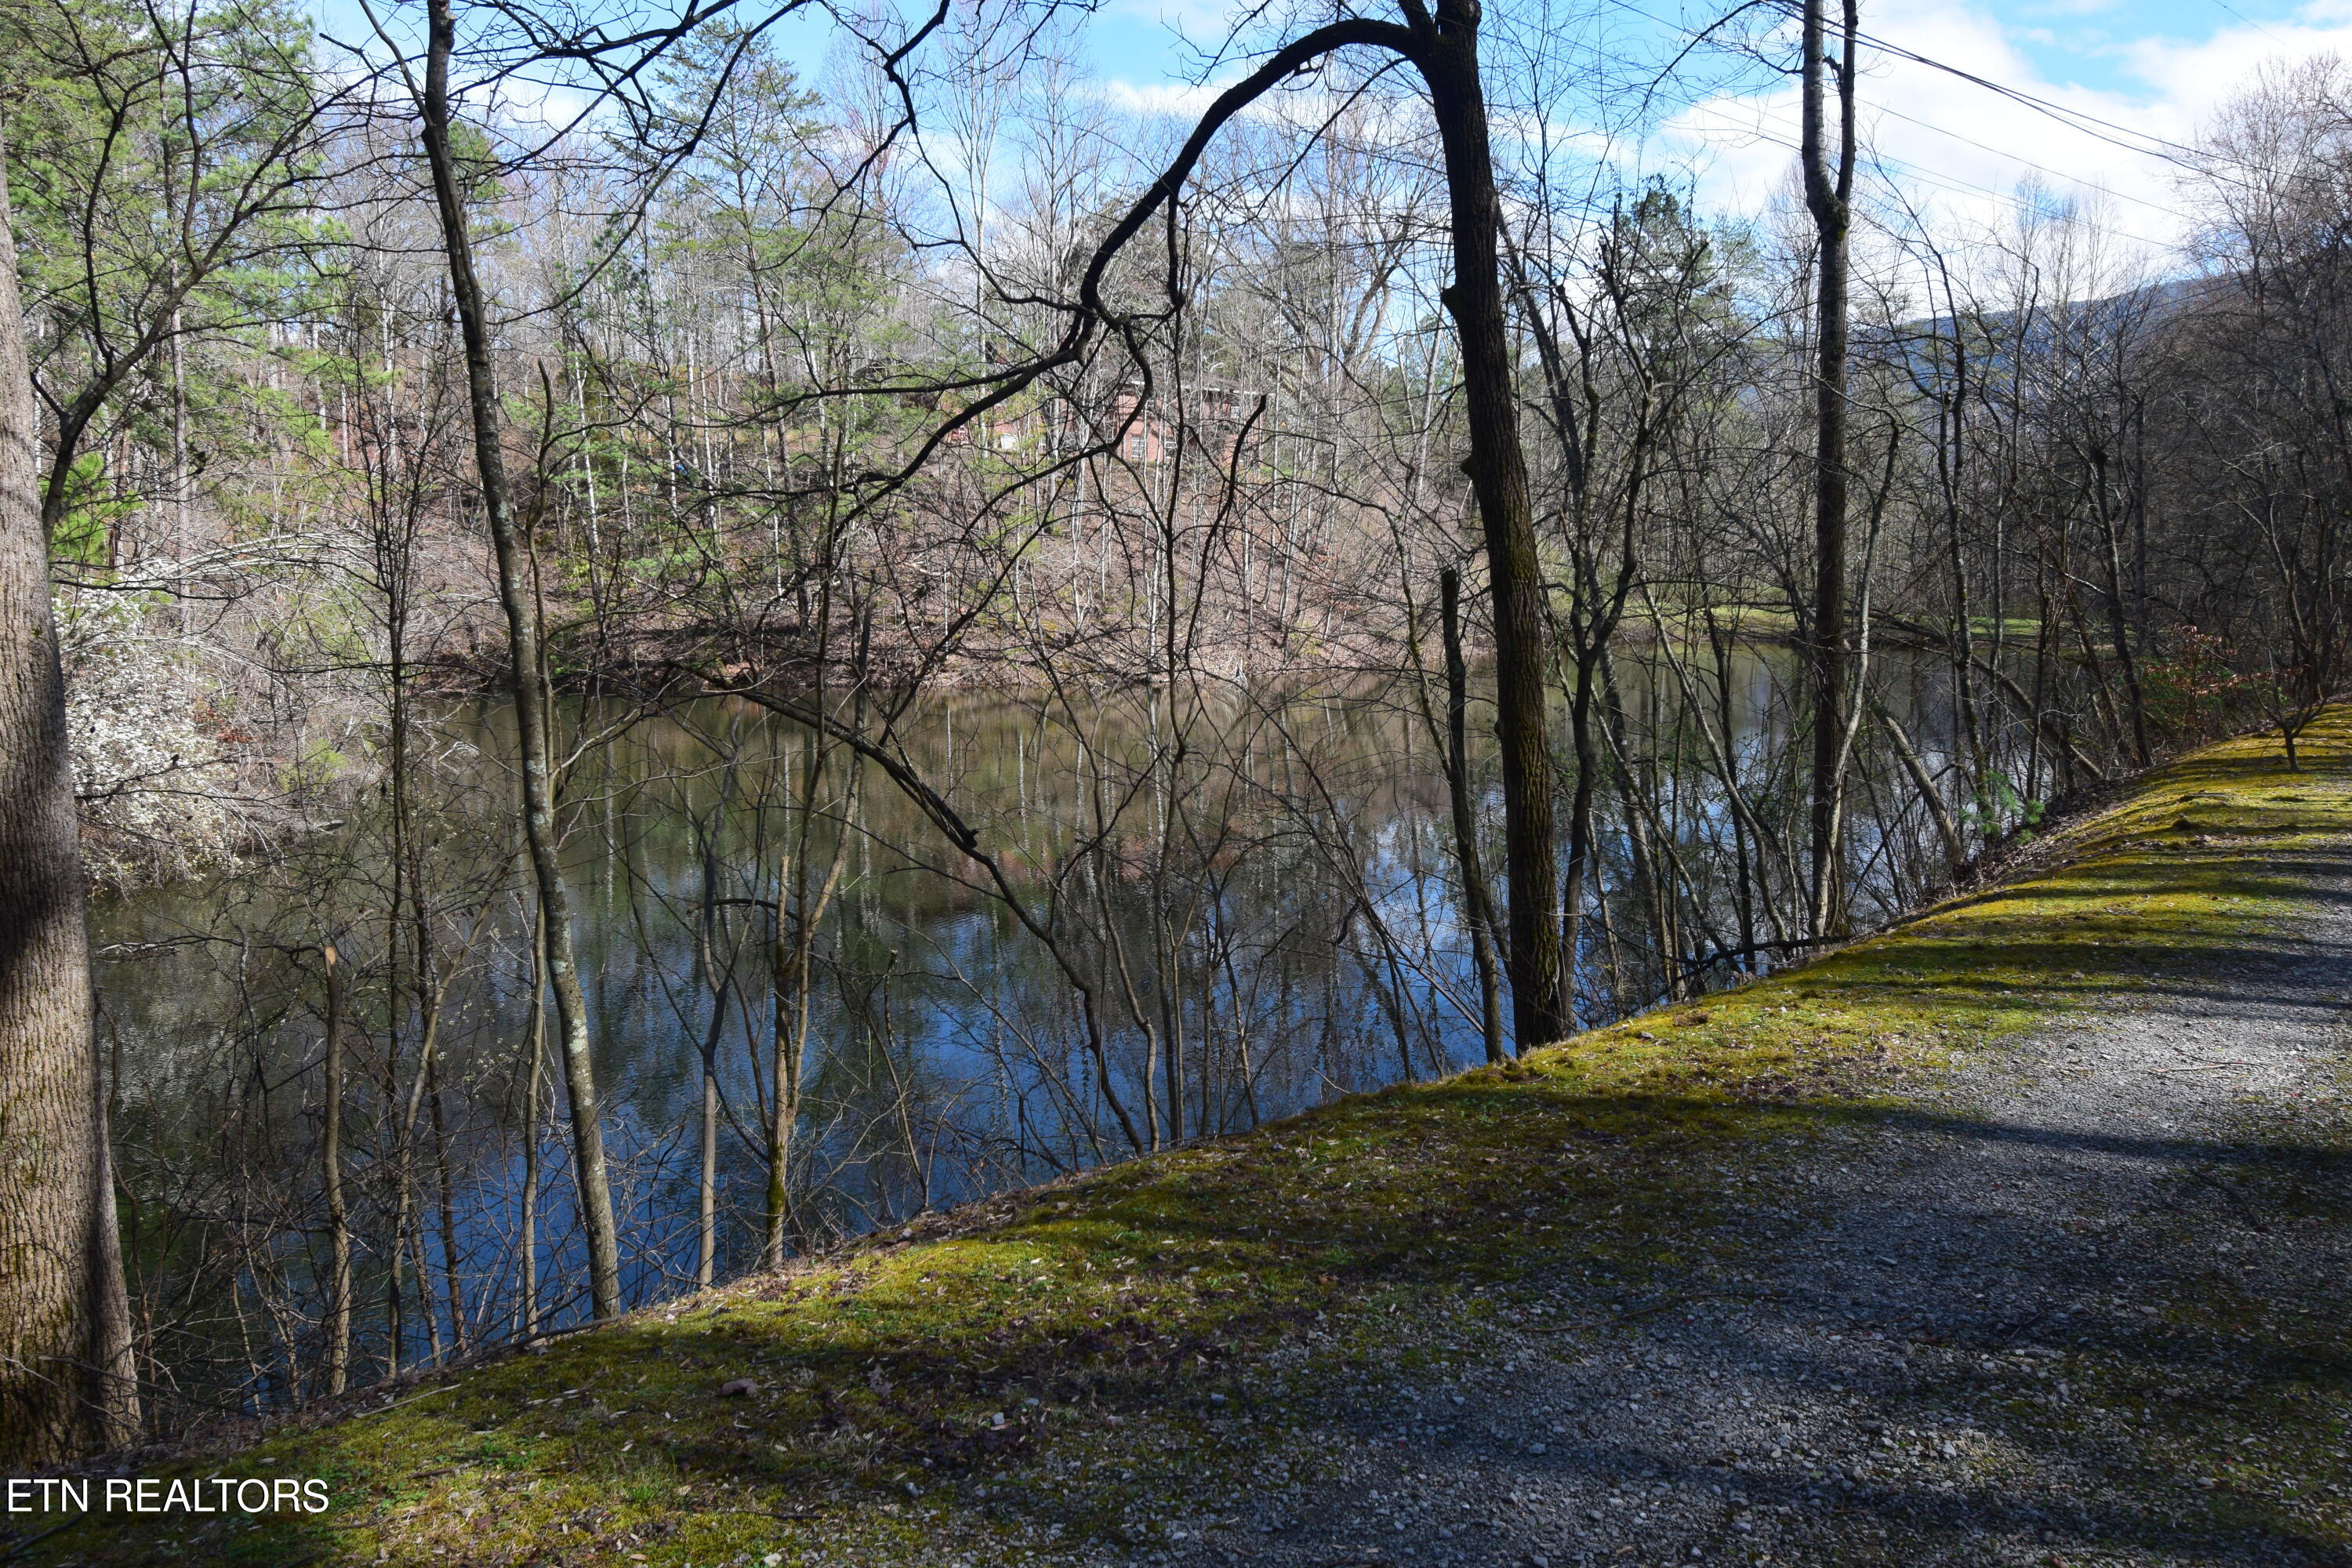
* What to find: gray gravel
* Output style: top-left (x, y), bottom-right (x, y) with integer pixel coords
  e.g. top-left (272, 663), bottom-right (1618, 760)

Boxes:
top-left (1134, 853), bottom-right (2352, 1568)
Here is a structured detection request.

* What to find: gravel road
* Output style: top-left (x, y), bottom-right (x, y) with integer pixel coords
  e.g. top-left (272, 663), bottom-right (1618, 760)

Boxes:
top-left (1142, 848), bottom-right (2352, 1568)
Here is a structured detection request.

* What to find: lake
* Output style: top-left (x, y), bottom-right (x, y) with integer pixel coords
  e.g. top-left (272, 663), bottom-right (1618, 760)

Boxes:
top-left (93, 646), bottom-right (1975, 1422)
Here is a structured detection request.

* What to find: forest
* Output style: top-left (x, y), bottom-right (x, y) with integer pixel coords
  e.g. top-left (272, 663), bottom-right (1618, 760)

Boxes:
top-left (0, 0), bottom-right (2347, 1467)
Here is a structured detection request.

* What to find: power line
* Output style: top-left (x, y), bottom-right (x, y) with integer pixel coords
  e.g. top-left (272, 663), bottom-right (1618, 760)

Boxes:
top-left (2200, 0), bottom-right (2287, 47)
top-left (1860, 101), bottom-right (2194, 224)
top-left (1581, 0), bottom-right (2248, 242)
top-left (1679, 96), bottom-right (2179, 250)
top-left (1846, 25), bottom-right (2209, 168)
top-left (1581, 29), bottom-right (2184, 249)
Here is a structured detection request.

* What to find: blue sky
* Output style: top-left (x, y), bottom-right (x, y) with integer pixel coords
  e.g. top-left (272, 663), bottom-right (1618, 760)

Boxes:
top-left (1087, 0), bottom-right (2351, 245)
top-left (1073, 0), bottom-right (2336, 107)
top-left (1059, 0), bottom-right (2352, 272)
top-left (1998, 0), bottom-right (2314, 96)
top-left (325, 0), bottom-right (2352, 263)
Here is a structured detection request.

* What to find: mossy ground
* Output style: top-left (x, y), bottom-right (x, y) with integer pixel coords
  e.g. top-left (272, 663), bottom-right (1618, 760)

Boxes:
top-left (20, 713), bottom-right (2352, 1568)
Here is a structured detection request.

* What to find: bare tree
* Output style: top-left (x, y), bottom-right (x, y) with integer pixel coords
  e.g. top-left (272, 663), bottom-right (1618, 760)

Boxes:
top-left (409, 0), bottom-right (625, 1318)
top-left (1801, 0), bottom-right (1857, 935)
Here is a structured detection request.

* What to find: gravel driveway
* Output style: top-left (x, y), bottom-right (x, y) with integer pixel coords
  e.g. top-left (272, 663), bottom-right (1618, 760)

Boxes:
top-left (1149, 849), bottom-right (2352, 1568)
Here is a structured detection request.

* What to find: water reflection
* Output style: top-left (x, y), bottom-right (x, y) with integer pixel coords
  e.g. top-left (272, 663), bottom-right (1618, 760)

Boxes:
top-left (93, 648), bottom-right (1969, 1423)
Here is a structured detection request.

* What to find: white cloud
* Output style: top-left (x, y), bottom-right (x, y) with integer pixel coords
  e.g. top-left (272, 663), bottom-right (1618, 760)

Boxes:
top-left (2122, 5), bottom-right (2352, 111)
top-left (1104, 0), bottom-right (1243, 42)
top-left (1657, 0), bottom-right (2352, 267)
top-left (1094, 77), bottom-right (1235, 119)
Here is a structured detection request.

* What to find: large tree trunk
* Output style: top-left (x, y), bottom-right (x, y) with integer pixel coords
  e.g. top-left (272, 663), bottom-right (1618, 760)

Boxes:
top-left (0, 126), bottom-right (137, 1463)
top-left (419, 0), bottom-right (622, 1319)
top-left (1802, 0), bottom-right (1859, 937)
top-left (1422, 0), bottom-right (1566, 1052)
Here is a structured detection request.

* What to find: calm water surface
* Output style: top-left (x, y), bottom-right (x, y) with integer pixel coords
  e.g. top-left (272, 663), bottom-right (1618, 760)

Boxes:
top-left (94, 651), bottom-right (1965, 1413)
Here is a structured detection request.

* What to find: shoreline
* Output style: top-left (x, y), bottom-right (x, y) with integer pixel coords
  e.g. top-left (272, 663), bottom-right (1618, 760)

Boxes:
top-left (18, 711), bottom-right (2351, 1566)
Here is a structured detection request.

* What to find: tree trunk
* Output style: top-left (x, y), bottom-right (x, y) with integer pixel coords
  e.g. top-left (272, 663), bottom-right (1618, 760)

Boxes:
top-left (695, 835), bottom-right (725, 1292)
top-left (1876, 702), bottom-right (1966, 876)
top-left (2089, 445), bottom-right (2152, 766)
top-left (698, 1060), bottom-right (718, 1290)
top-left (1439, 567), bottom-right (1506, 1063)
top-left (427, 1054), bottom-right (466, 1356)
top-left (418, 0), bottom-right (621, 1319)
top-left (1559, 654), bottom-right (1601, 1018)
top-left (519, 896), bottom-right (544, 1338)
top-left (320, 940), bottom-right (350, 1396)
top-left (1802, 0), bottom-right (1858, 938)
top-left (0, 123), bottom-right (137, 1463)
top-left (765, 746), bottom-right (854, 1267)
top-left (1421, 4), bottom-right (1566, 1051)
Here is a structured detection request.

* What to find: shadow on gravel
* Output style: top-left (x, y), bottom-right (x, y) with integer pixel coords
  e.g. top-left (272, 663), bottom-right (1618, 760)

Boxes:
top-left (914, 1079), bottom-right (2352, 1564)
top-left (1477, 1089), bottom-right (2352, 1566)
top-left (1888, 940), bottom-right (2352, 1017)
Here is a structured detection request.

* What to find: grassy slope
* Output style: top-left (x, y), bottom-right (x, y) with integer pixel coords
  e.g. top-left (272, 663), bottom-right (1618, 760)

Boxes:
top-left (28, 713), bottom-right (2352, 1568)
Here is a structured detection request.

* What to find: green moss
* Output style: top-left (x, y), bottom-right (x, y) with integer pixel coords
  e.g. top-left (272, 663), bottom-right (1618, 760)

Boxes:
top-left (27, 714), bottom-right (2352, 1566)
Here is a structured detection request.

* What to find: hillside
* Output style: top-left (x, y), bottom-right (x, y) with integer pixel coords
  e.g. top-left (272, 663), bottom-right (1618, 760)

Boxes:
top-left (16, 714), bottom-right (2352, 1567)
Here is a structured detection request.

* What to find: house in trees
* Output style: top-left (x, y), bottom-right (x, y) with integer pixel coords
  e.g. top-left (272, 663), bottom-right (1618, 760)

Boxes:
top-left (970, 374), bottom-right (1267, 472)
